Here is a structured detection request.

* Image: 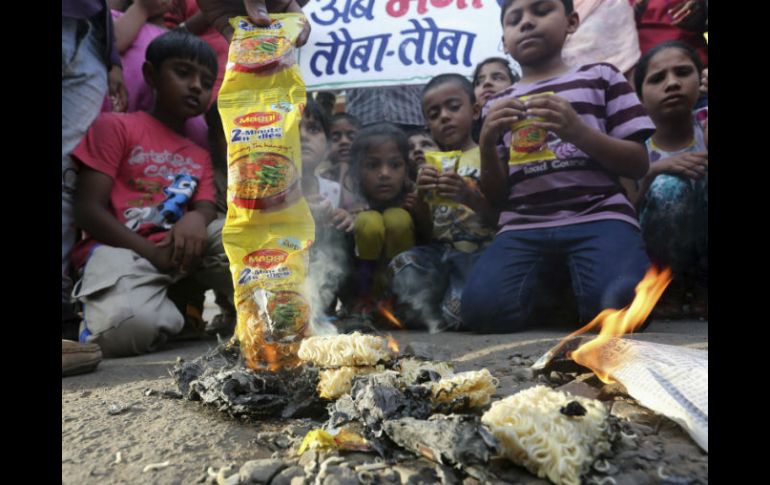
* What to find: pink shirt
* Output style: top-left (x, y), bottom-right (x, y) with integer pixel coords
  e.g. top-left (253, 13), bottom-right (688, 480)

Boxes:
top-left (71, 112), bottom-right (216, 268)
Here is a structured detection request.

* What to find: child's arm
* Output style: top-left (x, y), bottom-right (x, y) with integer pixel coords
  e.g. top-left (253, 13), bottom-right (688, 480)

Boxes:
top-left (436, 173), bottom-right (499, 228)
top-left (478, 97), bottom-right (527, 206)
top-left (158, 200), bottom-right (217, 273)
top-left (633, 152), bottom-right (708, 207)
top-left (74, 166), bottom-right (176, 272)
top-left (113, 1), bottom-right (170, 53)
top-left (402, 192), bottom-right (432, 243)
top-left (524, 95), bottom-right (650, 179)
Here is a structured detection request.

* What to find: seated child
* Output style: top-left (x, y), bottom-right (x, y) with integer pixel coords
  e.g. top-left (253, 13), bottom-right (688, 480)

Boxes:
top-left (340, 123), bottom-right (417, 319)
top-left (633, 40), bottom-right (708, 317)
top-left (406, 128), bottom-right (438, 188)
top-left (461, 0), bottom-right (655, 333)
top-left (317, 112), bottom-right (362, 210)
top-left (70, 31), bottom-right (230, 357)
top-left (390, 74), bottom-right (498, 332)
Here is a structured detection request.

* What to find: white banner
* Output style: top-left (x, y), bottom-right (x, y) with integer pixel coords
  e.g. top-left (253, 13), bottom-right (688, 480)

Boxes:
top-left (297, 0), bottom-right (519, 90)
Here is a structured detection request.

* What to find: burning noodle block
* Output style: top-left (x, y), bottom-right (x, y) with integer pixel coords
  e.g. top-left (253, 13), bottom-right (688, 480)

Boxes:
top-left (317, 365), bottom-right (384, 399)
top-left (430, 369), bottom-right (498, 409)
top-left (481, 385), bottom-right (611, 485)
top-left (298, 332), bottom-right (394, 368)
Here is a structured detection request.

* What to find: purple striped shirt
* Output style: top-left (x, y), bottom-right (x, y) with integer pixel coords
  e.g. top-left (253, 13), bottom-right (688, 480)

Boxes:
top-left (483, 63), bottom-right (655, 233)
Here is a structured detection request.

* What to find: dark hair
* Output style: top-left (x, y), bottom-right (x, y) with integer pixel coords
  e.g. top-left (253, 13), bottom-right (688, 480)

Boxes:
top-left (146, 30), bottom-right (218, 75)
top-left (422, 73), bottom-right (476, 109)
top-left (634, 41), bottom-right (704, 99)
top-left (330, 112), bottom-right (362, 130)
top-left (303, 96), bottom-right (331, 138)
top-left (500, 0), bottom-right (574, 23)
top-left (472, 57), bottom-right (520, 86)
top-left (405, 127), bottom-right (433, 140)
top-left (347, 123), bottom-right (410, 198)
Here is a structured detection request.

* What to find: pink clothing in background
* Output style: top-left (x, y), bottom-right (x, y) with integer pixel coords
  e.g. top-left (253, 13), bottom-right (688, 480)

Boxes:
top-left (635, 0), bottom-right (708, 67)
top-left (101, 10), bottom-right (210, 150)
top-left (563, 0), bottom-right (641, 74)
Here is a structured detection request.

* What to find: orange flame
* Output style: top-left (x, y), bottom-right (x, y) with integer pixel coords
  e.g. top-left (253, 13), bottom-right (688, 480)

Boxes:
top-left (386, 334), bottom-right (400, 354)
top-left (262, 342), bottom-right (281, 372)
top-left (377, 302), bottom-right (404, 329)
top-left (561, 266), bottom-right (673, 383)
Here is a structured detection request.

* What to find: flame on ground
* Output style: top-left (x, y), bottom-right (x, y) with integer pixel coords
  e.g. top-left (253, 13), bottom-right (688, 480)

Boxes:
top-left (386, 334), bottom-right (400, 354)
top-left (377, 302), bottom-right (404, 329)
top-left (262, 342), bottom-right (282, 372)
top-left (561, 266), bottom-right (673, 383)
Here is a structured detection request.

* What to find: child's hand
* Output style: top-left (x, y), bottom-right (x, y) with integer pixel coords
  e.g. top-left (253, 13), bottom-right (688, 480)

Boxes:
top-left (402, 192), bottom-right (418, 213)
top-left (416, 165), bottom-right (439, 194)
top-left (146, 241), bottom-right (177, 273)
top-left (656, 152), bottom-right (708, 179)
top-left (700, 68), bottom-right (708, 95)
top-left (330, 208), bottom-right (355, 232)
top-left (160, 211), bottom-right (209, 273)
top-left (108, 66), bottom-right (128, 113)
top-left (479, 97), bottom-right (527, 147)
top-left (437, 172), bottom-right (471, 205)
top-left (307, 194), bottom-right (334, 221)
top-left (524, 95), bottom-right (586, 145)
top-left (668, 0), bottom-right (706, 31)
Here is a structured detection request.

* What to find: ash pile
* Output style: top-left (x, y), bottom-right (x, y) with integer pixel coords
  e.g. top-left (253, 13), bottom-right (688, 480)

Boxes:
top-left (172, 332), bottom-right (707, 485)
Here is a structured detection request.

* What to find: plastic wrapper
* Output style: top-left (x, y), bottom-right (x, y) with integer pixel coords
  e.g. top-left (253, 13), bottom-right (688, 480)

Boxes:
top-left (423, 150), bottom-right (460, 206)
top-left (219, 14), bottom-right (314, 370)
top-left (509, 92), bottom-right (556, 165)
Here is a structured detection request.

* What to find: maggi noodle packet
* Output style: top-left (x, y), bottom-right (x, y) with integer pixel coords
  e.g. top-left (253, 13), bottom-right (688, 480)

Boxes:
top-left (509, 92), bottom-right (556, 166)
top-left (218, 14), bottom-right (314, 370)
top-left (422, 150), bottom-right (461, 207)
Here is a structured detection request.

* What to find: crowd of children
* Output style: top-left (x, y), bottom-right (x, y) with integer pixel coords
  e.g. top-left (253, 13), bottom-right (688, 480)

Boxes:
top-left (62, 0), bottom-right (708, 374)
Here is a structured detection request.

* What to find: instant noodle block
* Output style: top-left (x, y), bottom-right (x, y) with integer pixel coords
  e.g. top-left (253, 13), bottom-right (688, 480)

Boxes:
top-left (429, 368), bottom-right (498, 409)
top-left (509, 92), bottom-right (556, 166)
top-left (481, 385), bottom-right (611, 485)
top-left (297, 332), bottom-right (394, 368)
top-left (423, 150), bottom-right (461, 207)
top-left (219, 14), bottom-right (314, 370)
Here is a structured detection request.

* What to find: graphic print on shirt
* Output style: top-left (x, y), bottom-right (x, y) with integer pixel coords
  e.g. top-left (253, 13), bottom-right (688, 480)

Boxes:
top-left (124, 173), bottom-right (199, 231)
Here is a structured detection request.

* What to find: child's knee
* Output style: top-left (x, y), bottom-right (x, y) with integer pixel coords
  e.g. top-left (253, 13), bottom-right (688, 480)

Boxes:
top-left (93, 309), bottom-right (183, 357)
top-left (382, 208), bottom-right (415, 258)
top-left (355, 211), bottom-right (386, 259)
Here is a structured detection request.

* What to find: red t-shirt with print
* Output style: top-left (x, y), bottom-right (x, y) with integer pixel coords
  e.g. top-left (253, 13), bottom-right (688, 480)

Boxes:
top-left (70, 111), bottom-right (216, 269)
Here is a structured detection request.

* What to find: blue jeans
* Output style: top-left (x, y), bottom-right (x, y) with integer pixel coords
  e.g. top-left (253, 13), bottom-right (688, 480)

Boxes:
top-left (62, 17), bottom-right (108, 306)
top-left (461, 220), bottom-right (650, 333)
top-left (390, 244), bottom-right (483, 331)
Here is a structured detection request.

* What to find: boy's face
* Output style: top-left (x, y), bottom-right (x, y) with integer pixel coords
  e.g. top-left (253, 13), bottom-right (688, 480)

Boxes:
top-left (300, 115), bottom-right (328, 169)
top-left (422, 82), bottom-right (477, 151)
top-left (502, 0), bottom-right (578, 67)
top-left (408, 133), bottom-right (438, 167)
top-left (360, 138), bottom-right (407, 205)
top-left (146, 58), bottom-right (214, 121)
top-left (329, 118), bottom-right (358, 165)
top-left (641, 48), bottom-right (700, 122)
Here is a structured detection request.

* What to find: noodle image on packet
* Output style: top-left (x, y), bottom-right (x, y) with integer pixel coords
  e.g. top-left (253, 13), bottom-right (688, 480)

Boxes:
top-left (509, 92), bottom-right (556, 166)
top-left (423, 150), bottom-right (461, 206)
top-left (218, 14), bottom-right (315, 370)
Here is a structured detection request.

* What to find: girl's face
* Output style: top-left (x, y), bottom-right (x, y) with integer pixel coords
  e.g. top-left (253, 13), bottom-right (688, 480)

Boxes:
top-left (300, 115), bottom-right (328, 169)
top-left (422, 82), bottom-right (476, 151)
top-left (360, 138), bottom-right (407, 205)
top-left (330, 118), bottom-right (358, 165)
top-left (474, 62), bottom-right (513, 108)
top-left (408, 133), bottom-right (439, 167)
top-left (641, 48), bottom-right (700, 121)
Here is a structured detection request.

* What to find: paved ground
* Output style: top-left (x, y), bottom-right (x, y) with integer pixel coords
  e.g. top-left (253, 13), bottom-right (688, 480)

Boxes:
top-left (62, 318), bottom-right (707, 484)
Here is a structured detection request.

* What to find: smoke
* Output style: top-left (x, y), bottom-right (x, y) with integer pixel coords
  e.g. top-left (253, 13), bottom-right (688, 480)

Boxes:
top-left (303, 229), bottom-right (350, 336)
top-left (389, 258), bottom-right (447, 334)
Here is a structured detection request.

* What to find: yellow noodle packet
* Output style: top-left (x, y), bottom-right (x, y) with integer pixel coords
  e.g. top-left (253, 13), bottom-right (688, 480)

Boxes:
top-left (509, 92), bottom-right (556, 166)
top-left (218, 14), bottom-right (315, 370)
top-left (422, 150), bottom-right (461, 207)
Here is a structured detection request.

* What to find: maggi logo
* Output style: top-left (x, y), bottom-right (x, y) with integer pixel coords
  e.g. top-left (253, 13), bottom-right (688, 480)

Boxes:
top-left (243, 249), bottom-right (288, 269)
top-left (235, 112), bottom-right (281, 129)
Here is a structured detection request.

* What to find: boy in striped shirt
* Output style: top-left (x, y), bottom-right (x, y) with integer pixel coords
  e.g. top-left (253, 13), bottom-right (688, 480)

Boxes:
top-left (461, 0), bottom-right (656, 332)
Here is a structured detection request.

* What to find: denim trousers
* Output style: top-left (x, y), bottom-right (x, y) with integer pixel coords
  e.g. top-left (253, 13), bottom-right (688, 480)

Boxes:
top-left (461, 220), bottom-right (650, 333)
top-left (62, 17), bottom-right (108, 306)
